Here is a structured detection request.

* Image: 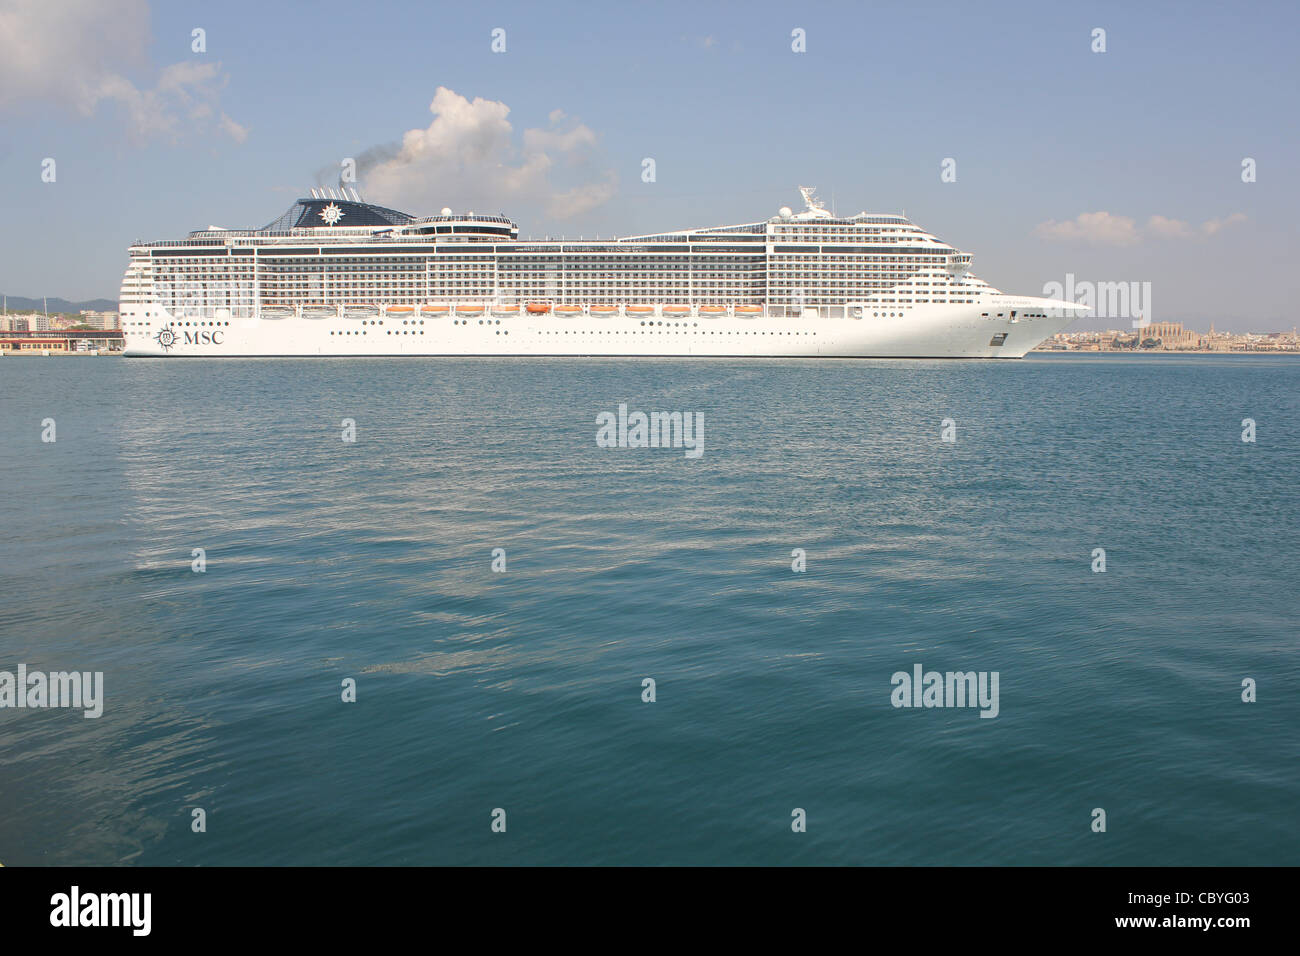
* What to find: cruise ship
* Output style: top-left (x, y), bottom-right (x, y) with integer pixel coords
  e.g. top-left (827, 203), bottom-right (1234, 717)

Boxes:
top-left (120, 187), bottom-right (1084, 358)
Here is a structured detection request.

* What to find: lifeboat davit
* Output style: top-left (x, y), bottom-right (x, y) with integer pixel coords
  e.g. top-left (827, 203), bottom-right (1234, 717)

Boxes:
top-left (554, 305), bottom-right (582, 316)
top-left (526, 302), bottom-right (551, 314)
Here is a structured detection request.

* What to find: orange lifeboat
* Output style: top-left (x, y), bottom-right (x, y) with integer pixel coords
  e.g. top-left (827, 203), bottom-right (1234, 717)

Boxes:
top-left (421, 304), bottom-right (449, 315)
top-left (626, 305), bottom-right (654, 315)
top-left (526, 302), bottom-right (552, 314)
top-left (455, 304), bottom-right (485, 316)
top-left (590, 305), bottom-right (617, 316)
top-left (554, 305), bottom-right (582, 316)
top-left (700, 306), bottom-right (727, 315)
top-left (492, 304), bottom-right (520, 317)
top-left (735, 305), bottom-right (763, 317)
top-left (663, 305), bottom-right (691, 316)
top-left (387, 305), bottom-right (415, 314)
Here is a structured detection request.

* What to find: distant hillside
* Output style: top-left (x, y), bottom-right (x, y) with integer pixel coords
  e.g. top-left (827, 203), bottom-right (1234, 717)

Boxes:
top-left (1, 295), bottom-right (117, 313)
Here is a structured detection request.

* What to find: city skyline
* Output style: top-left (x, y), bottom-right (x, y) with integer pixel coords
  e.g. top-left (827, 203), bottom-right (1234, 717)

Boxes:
top-left (1, 0), bottom-right (1297, 331)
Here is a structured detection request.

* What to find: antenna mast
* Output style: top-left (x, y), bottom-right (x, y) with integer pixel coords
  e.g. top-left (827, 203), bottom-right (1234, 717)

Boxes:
top-left (798, 186), bottom-right (822, 211)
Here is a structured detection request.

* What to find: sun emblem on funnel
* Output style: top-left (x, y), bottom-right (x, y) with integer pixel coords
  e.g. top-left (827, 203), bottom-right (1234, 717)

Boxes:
top-left (154, 327), bottom-right (177, 352)
top-left (319, 202), bottom-right (345, 226)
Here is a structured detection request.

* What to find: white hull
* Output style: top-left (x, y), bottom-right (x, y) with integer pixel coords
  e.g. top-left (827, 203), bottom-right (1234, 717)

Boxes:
top-left (124, 297), bottom-right (1077, 359)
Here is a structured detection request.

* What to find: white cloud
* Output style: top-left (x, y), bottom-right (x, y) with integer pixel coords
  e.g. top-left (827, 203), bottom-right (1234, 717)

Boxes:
top-left (220, 112), bottom-right (250, 144)
top-left (360, 87), bottom-right (616, 221)
top-left (547, 179), bottom-right (619, 218)
top-left (1146, 214), bottom-right (1196, 239)
top-left (0, 0), bottom-right (245, 143)
top-left (1201, 212), bottom-right (1246, 236)
top-left (1147, 213), bottom-right (1247, 238)
top-left (1037, 211), bottom-right (1248, 244)
top-left (1034, 211), bottom-right (1140, 245)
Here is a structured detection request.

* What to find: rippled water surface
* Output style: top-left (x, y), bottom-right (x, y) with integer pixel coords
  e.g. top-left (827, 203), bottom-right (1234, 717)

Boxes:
top-left (0, 353), bottom-right (1296, 865)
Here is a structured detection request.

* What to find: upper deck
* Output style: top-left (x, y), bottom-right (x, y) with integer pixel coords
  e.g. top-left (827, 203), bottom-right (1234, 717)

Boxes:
top-left (131, 188), bottom-right (954, 255)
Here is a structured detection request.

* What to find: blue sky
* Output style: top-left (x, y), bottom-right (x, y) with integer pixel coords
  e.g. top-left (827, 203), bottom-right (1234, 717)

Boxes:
top-left (1, 0), bottom-right (1296, 330)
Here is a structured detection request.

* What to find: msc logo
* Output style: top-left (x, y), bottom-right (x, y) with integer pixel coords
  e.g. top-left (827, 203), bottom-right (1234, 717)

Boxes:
top-left (184, 330), bottom-right (224, 345)
top-left (153, 328), bottom-right (223, 351)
